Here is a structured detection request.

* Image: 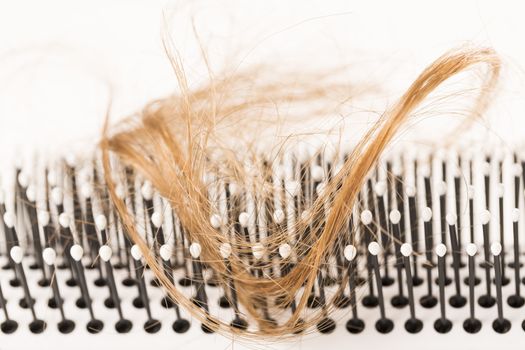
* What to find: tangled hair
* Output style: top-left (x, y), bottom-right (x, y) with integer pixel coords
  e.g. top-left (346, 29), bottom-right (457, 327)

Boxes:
top-left (100, 46), bottom-right (500, 338)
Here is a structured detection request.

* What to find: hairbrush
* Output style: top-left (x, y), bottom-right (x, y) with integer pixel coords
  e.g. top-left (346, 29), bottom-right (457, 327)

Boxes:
top-left (0, 46), bottom-right (516, 343)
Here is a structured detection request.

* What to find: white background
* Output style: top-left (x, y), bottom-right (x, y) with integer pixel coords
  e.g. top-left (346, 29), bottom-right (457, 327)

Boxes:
top-left (2, 0), bottom-right (525, 349)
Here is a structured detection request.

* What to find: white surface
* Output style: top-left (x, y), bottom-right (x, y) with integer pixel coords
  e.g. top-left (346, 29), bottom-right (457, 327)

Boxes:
top-left (3, 1), bottom-right (525, 349)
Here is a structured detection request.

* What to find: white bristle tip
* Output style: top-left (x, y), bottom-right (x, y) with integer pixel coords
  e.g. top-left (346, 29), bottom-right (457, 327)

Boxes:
top-left (95, 215), bottom-right (107, 231)
top-left (446, 213), bottom-right (457, 226)
top-left (47, 170), bottom-right (57, 186)
top-left (151, 212), bottom-right (163, 228)
top-left (58, 213), bottom-right (70, 228)
top-left (435, 243), bottom-right (447, 257)
top-left (392, 163), bottom-right (403, 176)
top-left (51, 187), bottom-right (63, 205)
top-left (189, 243), bottom-right (202, 259)
top-left (3, 211), bottom-right (15, 228)
top-left (26, 185), bottom-right (36, 202)
top-left (374, 181), bottom-right (387, 197)
top-left (360, 210), bottom-right (373, 225)
top-left (115, 184), bottom-right (125, 199)
top-left (435, 148), bottom-right (445, 160)
top-left (70, 244), bottom-right (84, 261)
top-left (18, 172), bottom-right (29, 187)
top-left (437, 181), bottom-right (447, 196)
top-left (405, 186), bottom-right (416, 197)
top-left (481, 210), bottom-right (491, 225)
top-left (316, 182), bottom-right (326, 195)
top-left (273, 209), bottom-right (285, 224)
top-left (141, 181), bottom-right (153, 200)
top-left (42, 247), bottom-right (57, 265)
top-left (512, 208), bottom-right (520, 222)
top-left (389, 210), bottom-right (401, 224)
top-left (130, 245), bottom-right (142, 260)
top-left (400, 243), bottom-right (412, 257)
top-left (466, 243), bottom-right (477, 256)
top-left (311, 166), bottom-right (324, 182)
top-left (419, 164), bottom-right (431, 177)
top-left (210, 214), bottom-right (222, 229)
top-left (286, 181), bottom-right (300, 197)
top-left (219, 243), bottom-right (232, 259)
top-left (38, 211), bottom-right (50, 226)
top-left (159, 244), bottom-right (172, 261)
top-left (228, 183), bottom-right (240, 196)
top-left (513, 164), bottom-right (522, 176)
top-left (497, 183), bottom-right (504, 198)
top-left (279, 243), bottom-right (292, 259)
top-left (422, 207), bottom-right (432, 222)
top-left (491, 242), bottom-right (502, 256)
top-left (368, 242), bottom-right (381, 256)
top-left (483, 162), bottom-right (491, 175)
top-left (252, 243), bottom-right (264, 260)
top-left (301, 210), bottom-right (311, 221)
top-left (239, 212), bottom-right (249, 228)
top-left (467, 185), bottom-right (475, 199)
top-left (81, 184), bottom-right (92, 198)
top-left (10, 246), bottom-right (23, 264)
top-left (344, 245), bottom-right (357, 261)
top-left (99, 245), bottom-right (112, 262)
top-left (65, 153), bottom-right (77, 167)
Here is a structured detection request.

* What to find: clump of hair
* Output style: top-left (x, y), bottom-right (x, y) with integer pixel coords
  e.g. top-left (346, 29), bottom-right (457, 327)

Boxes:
top-left (100, 46), bottom-right (500, 338)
